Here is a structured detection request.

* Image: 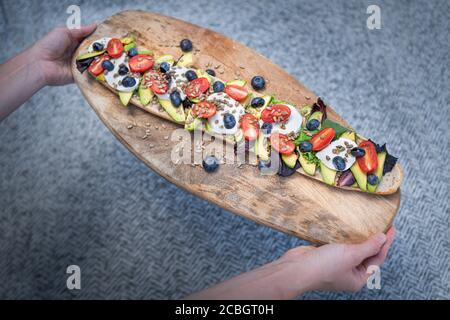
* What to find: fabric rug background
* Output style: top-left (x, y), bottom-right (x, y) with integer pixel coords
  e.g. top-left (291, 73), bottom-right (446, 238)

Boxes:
top-left (0, 0), bottom-right (448, 299)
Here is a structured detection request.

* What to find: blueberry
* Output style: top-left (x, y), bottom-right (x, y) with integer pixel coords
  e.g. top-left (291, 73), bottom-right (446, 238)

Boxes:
top-left (160, 62), bottom-right (171, 73)
top-left (101, 60), bottom-right (114, 71)
top-left (367, 174), bottom-right (379, 185)
top-left (261, 122), bottom-right (272, 135)
top-left (351, 147), bottom-right (366, 158)
top-left (332, 156), bottom-right (346, 171)
top-left (306, 119), bottom-right (320, 131)
top-left (251, 76), bottom-right (266, 90)
top-left (202, 155), bottom-right (219, 173)
top-left (182, 99), bottom-right (192, 109)
top-left (213, 81), bottom-right (225, 92)
top-left (170, 91), bottom-right (182, 107)
top-left (206, 69), bottom-right (216, 77)
top-left (180, 39), bottom-right (193, 52)
top-left (185, 70), bottom-right (198, 81)
top-left (122, 76), bottom-right (136, 88)
top-left (258, 160), bottom-right (271, 171)
top-left (251, 97), bottom-right (265, 108)
top-left (93, 42), bottom-right (104, 52)
top-left (118, 65), bottom-right (129, 76)
top-left (128, 48), bottom-right (138, 57)
top-left (299, 141), bottom-right (313, 153)
top-left (223, 113), bottom-right (236, 129)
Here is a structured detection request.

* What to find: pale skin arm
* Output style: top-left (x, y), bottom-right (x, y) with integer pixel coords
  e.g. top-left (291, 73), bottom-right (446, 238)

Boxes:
top-left (187, 227), bottom-right (395, 299)
top-left (0, 24), bottom-right (97, 120)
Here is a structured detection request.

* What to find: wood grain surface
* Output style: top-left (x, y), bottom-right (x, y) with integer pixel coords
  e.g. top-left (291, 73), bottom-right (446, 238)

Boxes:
top-left (72, 10), bottom-right (401, 244)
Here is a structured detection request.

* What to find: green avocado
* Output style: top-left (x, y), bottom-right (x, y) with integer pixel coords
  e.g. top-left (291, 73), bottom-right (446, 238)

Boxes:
top-left (226, 79), bottom-right (247, 87)
top-left (156, 54), bottom-right (175, 66)
top-left (281, 153), bottom-right (299, 169)
top-left (138, 85), bottom-right (153, 106)
top-left (177, 52), bottom-right (193, 67)
top-left (124, 42), bottom-right (136, 52)
top-left (76, 50), bottom-right (105, 61)
top-left (158, 99), bottom-right (185, 123)
top-left (120, 36), bottom-right (135, 45)
top-left (309, 111), bottom-right (323, 122)
top-left (184, 110), bottom-right (204, 131)
top-left (119, 91), bottom-right (133, 107)
top-left (255, 135), bottom-right (269, 161)
top-left (320, 162), bottom-right (337, 185)
top-left (350, 162), bottom-right (367, 192)
top-left (234, 129), bottom-right (244, 143)
top-left (367, 152), bottom-right (386, 193)
top-left (340, 131), bottom-right (356, 141)
top-left (299, 152), bottom-right (316, 176)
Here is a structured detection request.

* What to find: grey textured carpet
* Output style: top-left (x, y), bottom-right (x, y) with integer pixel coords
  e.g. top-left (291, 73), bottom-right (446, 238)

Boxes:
top-left (0, 0), bottom-right (448, 299)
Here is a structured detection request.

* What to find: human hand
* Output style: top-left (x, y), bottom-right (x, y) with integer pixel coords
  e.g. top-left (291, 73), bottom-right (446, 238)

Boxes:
top-left (31, 24), bottom-right (97, 86)
top-left (281, 227), bottom-right (396, 294)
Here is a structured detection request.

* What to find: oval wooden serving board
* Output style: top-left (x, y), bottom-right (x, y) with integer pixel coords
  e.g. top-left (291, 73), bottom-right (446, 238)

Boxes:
top-left (72, 10), bottom-right (401, 244)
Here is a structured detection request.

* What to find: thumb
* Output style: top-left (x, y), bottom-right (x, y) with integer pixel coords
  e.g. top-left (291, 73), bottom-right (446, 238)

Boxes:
top-left (348, 233), bottom-right (387, 265)
top-left (68, 23), bottom-right (97, 42)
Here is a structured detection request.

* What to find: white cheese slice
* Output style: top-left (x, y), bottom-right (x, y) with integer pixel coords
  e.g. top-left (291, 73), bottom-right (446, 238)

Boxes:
top-left (259, 104), bottom-right (303, 137)
top-left (206, 92), bottom-right (245, 135)
top-left (104, 53), bottom-right (139, 92)
top-left (316, 137), bottom-right (357, 171)
top-left (88, 37), bottom-right (111, 53)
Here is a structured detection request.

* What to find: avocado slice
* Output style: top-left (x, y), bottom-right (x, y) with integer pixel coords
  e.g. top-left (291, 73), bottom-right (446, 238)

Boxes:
top-left (256, 135), bottom-right (270, 161)
top-left (158, 99), bottom-right (185, 123)
top-left (367, 152), bottom-right (386, 193)
top-left (184, 110), bottom-right (204, 131)
top-left (234, 129), bottom-right (244, 143)
top-left (177, 52), bottom-right (193, 67)
top-left (139, 49), bottom-right (154, 56)
top-left (138, 85), bottom-right (153, 106)
top-left (226, 79), bottom-right (247, 87)
top-left (120, 36), bottom-right (135, 45)
top-left (320, 162), bottom-right (337, 185)
top-left (299, 152), bottom-right (316, 176)
top-left (309, 111), bottom-right (323, 122)
top-left (350, 162), bottom-right (367, 192)
top-left (76, 50), bottom-right (105, 61)
top-left (156, 54), bottom-right (175, 66)
top-left (340, 131), bottom-right (356, 141)
top-left (119, 91), bottom-right (133, 107)
top-left (95, 73), bottom-right (105, 82)
top-left (124, 42), bottom-right (136, 52)
top-left (281, 153), bottom-right (299, 169)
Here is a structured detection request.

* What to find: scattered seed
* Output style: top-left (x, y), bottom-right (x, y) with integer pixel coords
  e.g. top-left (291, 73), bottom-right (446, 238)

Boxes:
top-left (127, 124), bottom-right (134, 129)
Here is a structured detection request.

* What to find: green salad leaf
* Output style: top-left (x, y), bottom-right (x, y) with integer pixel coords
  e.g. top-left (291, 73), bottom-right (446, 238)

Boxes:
top-left (301, 152), bottom-right (321, 165)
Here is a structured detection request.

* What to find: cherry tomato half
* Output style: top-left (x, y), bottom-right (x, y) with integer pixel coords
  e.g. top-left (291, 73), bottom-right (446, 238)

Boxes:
top-left (88, 54), bottom-right (110, 77)
top-left (261, 104), bottom-right (291, 123)
top-left (224, 85), bottom-right (248, 102)
top-left (142, 70), bottom-right (169, 94)
top-left (106, 38), bottom-right (124, 59)
top-left (310, 127), bottom-right (335, 151)
top-left (192, 102), bottom-right (217, 119)
top-left (129, 54), bottom-right (154, 73)
top-left (357, 140), bottom-right (379, 173)
top-left (184, 77), bottom-right (210, 99)
top-left (239, 114), bottom-right (260, 141)
top-left (270, 133), bottom-right (295, 155)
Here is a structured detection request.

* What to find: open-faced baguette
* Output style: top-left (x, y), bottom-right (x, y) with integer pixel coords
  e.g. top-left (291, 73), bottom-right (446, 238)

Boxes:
top-left (76, 37), bottom-right (403, 195)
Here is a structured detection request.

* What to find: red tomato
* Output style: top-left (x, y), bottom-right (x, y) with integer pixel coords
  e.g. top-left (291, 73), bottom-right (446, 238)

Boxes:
top-left (310, 127), bottom-right (335, 151)
top-left (129, 54), bottom-right (154, 73)
top-left (224, 85), bottom-right (248, 102)
top-left (270, 133), bottom-right (295, 155)
top-left (142, 70), bottom-right (169, 94)
top-left (184, 77), bottom-right (210, 99)
top-left (192, 102), bottom-right (217, 119)
top-left (88, 55), bottom-right (110, 77)
top-left (261, 104), bottom-right (291, 123)
top-left (239, 114), bottom-right (260, 141)
top-left (357, 140), bottom-right (379, 173)
top-left (106, 38), bottom-right (124, 59)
